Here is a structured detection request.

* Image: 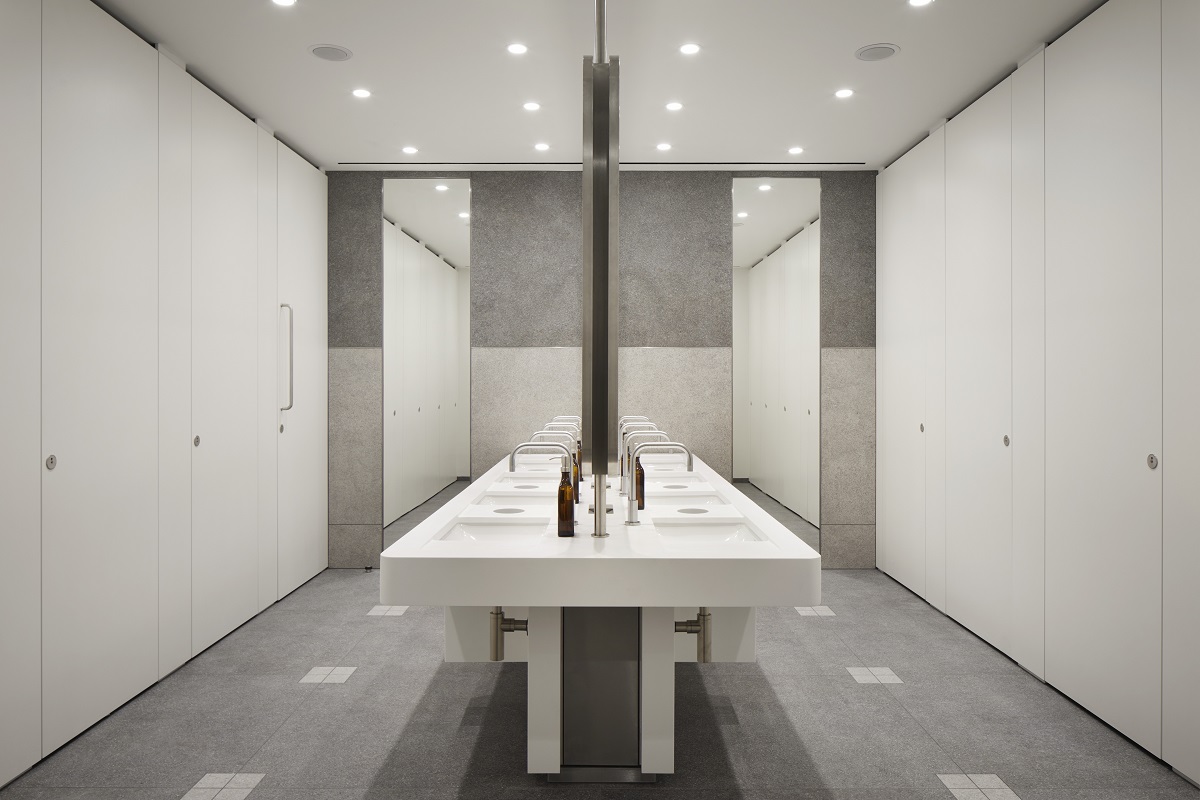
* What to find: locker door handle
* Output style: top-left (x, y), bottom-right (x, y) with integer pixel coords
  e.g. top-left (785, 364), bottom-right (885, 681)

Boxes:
top-left (280, 304), bottom-right (294, 412)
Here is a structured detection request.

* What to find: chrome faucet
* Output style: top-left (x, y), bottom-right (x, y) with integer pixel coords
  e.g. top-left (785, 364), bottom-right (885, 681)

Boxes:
top-left (532, 430), bottom-right (575, 449)
top-left (626, 442), bottom-right (693, 525)
top-left (621, 431), bottom-right (669, 495)
top-left (619, 415), bottom-right (649, 425)
top-left (554, 415), bottom-right (582, 423)
top-left (508, 441), bottom-right (573, 472)
top-left (544, 422), bottom-right (580, 437)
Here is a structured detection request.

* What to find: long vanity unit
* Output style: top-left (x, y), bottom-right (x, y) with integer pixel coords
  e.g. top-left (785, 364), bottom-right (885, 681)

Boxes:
top-left (380, 417), bottom-right (821, 781)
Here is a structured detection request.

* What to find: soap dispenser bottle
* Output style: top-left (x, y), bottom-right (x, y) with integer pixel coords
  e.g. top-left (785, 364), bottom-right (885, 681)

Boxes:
top-left (571, 451), bottom-right (580, 503)
top-left (558, 456), bottom-right (575, 537)
top-left (635, 455), bottom-right (646, 511)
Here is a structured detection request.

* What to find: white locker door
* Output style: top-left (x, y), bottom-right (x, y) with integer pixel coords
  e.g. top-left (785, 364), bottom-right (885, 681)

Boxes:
top-left (40, 0), bottom-right (159, 754)
top-left (0, 0), bottom-right (42, 783)
top-left (748, 265), bottom-right (764, 487)
top-left (400, 235), bottom-right (425, 516)
top-left (383, 220), bottom-right (401, 525)
top-left (803, 221), bottom-right (821, 526)
top-left (1163, 0), bottom-right (1200, 780)
top-left (191, 81), bottom-right (260, 654)
top-left (255, 126), bottom-right (278, 611)
top-left (1045, 0), bottom-right (1163, 755)
top-left (422, 248), bottom-right (442, 501)
top-left (441, 261), bottom-right (459, 486)
top-left (762, 253), bottom-right (784, 500)
top-left (277, 144), bottom-right (328, 595)
top-left (781, 236), bottom-right (806, 516)
top-left (875, 130), bottom-right (943, 598)
top-left (945, 78), bottom-right (1014, 654)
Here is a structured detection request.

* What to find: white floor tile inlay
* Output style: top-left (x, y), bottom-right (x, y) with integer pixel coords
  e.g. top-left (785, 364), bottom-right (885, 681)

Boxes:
top-left (795, 606), bottom-right (835, 617)
top-left (938, 774), bottom-right (1019, 800)
top-left (368, 605), bottom-right (409, 616)
top-left (300, 666), bottom-right (357, 684)
top-left (182, 773), bottom-right (264, 800)
top-left (847, 666), bottom-right (903, 684)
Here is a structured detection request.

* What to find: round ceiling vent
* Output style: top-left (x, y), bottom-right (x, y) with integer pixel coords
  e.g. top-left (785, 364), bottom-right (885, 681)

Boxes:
top-left (310, 44), bottom-right (353, 62)
top-left (855, 43), bottom-right (900, 61)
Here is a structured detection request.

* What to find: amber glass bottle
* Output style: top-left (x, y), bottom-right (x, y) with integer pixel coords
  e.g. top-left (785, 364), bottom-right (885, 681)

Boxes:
top-left (576, 438), bottom-right (583, 474)
top-left (571, 453), bottom-right (580, 503)
top-left (558, 458), bottom-right (575, 537)
top-left (635, 456), bottom-right (646, 511)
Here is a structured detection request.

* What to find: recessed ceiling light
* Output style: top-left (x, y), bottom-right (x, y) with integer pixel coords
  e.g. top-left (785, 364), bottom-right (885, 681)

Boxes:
top-left (435, 185), bottom-right (449, 192)
top-left (657, 143), bottom-right (672, 151)
top-left (788, 146), bottom-right (804, 155)
top-left (666, 102), bottom-right (683, 111)
top-left (523, 102), bottom-right (540, 111)
top-left (909, 0), bottom-right (934, 6)
top-left (272, 0), bottom-right (296, 6)
top-left (737, 212), bottom-right (749, 219)
top-left (534, 143), bottom-right (550, 151)
top-left (507, 43), bottom-right (527, 54)
top-left (679, 43), bottom-right (700, 55)
top-left (310, 44), bottom-right (353, 62)
top-left (352, 88), bottom-right (371, 98)
top-left (835, 88), bottom-right (855, 99)
top-left (759, 184), bottom-right (772, 191)
top-left (402, 146), bottom-right (418, 155)
top-left (458, 212), bottom-right (470, 219)
top-left (856, 43), bottom-right (900, 61)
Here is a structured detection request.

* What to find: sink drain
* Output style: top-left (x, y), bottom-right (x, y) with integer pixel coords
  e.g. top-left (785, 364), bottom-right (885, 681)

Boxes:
top-left (664, 484), bottom-right (688, 489)
top-left (515, 484), bottom-right (539, 490)
top-left (678, 508), bottom-right (710, 514)
top-left (494, 508), bottom-right (524, 514)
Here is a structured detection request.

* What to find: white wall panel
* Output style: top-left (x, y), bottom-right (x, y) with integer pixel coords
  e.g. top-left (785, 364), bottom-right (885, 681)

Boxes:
top-left (41, 0), bottom-right (160, 753)
top-left (383, 220), bottom-right (401, 525)
top-left (191, 81), bottom-right (260, 653)
top-left (922, 129), bottom-right (948, 613)
top-left (158, 52), bottom-right (193, 677)
top-left (802, 221), bottom-right (821, 525)
top-left (875, 128), bottom-right (944, 601)
top-left (732, 269), bottom-right (750, 479)
top-left (1163, 0), bottom-right (1200, 780)
top-left (277, 144), bottom-right (328, 596)
top-left (1045, 0), bottom-right (1162, 755)
top-left (256, 125), bottom-right (279, 610)
top-left (1011, 50), bottom-right (1047, 680)
top-left (945, 78), bottom-right (1013, 654)
top-left (457, 268), bottom-right (471, 477)
top-left (0, 0), bottom-right (42, 783)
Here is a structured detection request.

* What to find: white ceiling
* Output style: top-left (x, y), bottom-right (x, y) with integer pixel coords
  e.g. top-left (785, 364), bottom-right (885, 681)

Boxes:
top-left (732, 178), bottom-right (821, 268)
top-left (97, 0), bottom-right (1102, 171)
top-left (383, 178), bottom-right (471, 268)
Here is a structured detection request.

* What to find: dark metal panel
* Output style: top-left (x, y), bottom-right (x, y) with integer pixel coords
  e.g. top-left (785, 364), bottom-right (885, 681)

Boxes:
top-left (561, 607), bottom-right (641, 767)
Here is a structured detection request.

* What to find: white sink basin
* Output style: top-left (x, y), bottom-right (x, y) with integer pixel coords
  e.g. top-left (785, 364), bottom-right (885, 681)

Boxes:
top-left (654, 524), bottom-right (767, 544)
top-left (431, 523), bottom-right (551, 548)
top-left (477, 494), bottom-right (556, 506)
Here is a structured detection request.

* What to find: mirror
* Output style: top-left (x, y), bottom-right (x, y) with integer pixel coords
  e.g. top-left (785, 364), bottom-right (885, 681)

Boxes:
top-left (382, 178), bottom-right (471, 544)
top-left (732, 177), bottom-right (821, 551)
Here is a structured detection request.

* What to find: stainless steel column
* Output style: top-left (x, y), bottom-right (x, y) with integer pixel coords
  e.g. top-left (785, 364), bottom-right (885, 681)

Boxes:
top-left (560, 607), bottom-right (640, 769)
top-left (581, 46), bottom-right (619, 537)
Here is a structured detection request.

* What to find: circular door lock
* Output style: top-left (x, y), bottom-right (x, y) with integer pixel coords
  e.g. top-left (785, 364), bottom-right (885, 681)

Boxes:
top-left (45, 455), bottom-right (56, 470)
top-left (920, 423), bottom-right (925, 433)
top-left (194, 435), bottom-right (200, 447)
top-left (1004, 435), bottom-right (1010, 447)
top-left (279, 424), bottom-right (285, 433)
top-left (783, 406), bottom-right (787, 412)
top-left (1148, 454), bottom-right (1159, 470)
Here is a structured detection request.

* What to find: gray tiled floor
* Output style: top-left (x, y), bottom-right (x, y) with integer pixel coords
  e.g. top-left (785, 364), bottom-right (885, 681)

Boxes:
top-left (4, 492), bottom-right (1196, 800)
top-left (737, 481), bottom-right (821, 551)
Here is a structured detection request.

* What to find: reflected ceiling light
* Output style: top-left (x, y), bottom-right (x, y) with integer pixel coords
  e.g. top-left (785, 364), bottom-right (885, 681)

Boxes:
top-left (788, 146), bottom-right (804, 155)
top-left (534, 143), bottom-right (550, 151)
top-left (666, 101), bottom-right (683, 111)
top-left (352, 88), bottom-right (371, 98)
top-left (758, 184), bottom-right (772, 191)
top-left (523, 101), bottom-right (540, 111)
top-left (458, 212), bottom-right (470, 219)
top-left (909, 0), bottom-right (934, 6)
top-left (435, 185), bottom-right (449, 191)
top-left (679, 43), bottom-right (700, 55)
top-left (657, 142), bottom-right (672, 151)
top-left (737, 212), bottom-right (749, 218)
top-left (507, 43), bottom-right (528, 54)
top-left (272, 0), bottom-right (296, 6)
top-left (835, 88), bottom-right (855, 98)
top-left (402, 146), bottom-right (418, 154)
